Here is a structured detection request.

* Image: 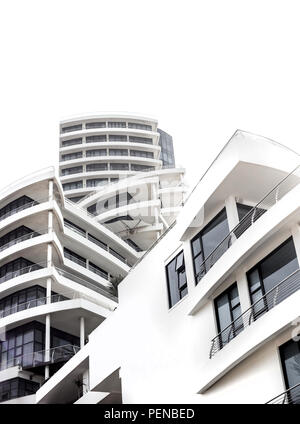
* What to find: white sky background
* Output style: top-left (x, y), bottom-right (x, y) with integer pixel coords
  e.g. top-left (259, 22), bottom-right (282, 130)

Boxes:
top-left (0, 0), bottom-right (299, 192)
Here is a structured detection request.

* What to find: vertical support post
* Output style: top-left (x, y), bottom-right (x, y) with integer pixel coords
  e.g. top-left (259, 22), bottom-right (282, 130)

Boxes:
top-left (291, 224), bottom-right (300, 265)
top-left (225, 196), bottom-right (240, 231)
top-left (48, 179), bottom-right (54, 202)
top-left (80, 317), bottom-right (85, 349)
top-left (44, 313), bottom-right (51, 380)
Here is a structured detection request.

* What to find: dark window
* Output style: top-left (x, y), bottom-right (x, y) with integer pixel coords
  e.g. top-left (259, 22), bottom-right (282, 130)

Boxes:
top-left (109, 135), bottom-right (127, 142)
top-left (61, 124), bottom-right (82, 134)
top-left (87, 204), bottom-right (97, 216)
top-left (129, 136), bottom-right (152, 145)
top-left (86, 163), bottom-right (108, 172)
top-left (124, 238), bottom-right (142, 252)
top-left (0, 258), bottom-right (40, 284)
top-left (61, 138), bottom-right (82, 147)
top-left (0, 378), bottom-right (39, 401)
top-left (86, 149), bottom-right (107, 157)
top-left (105, 215), bottom-right (134, 224)
top-left (61, 151), bottom-right (82, 161)
top-left (86, 122), bottom-right (106, 129)
top-left (235, 203), bottom-right (266, 238)
top-left (131, 164), bottom-right (154, 171)
top-left (0, 226), bottom-right (34, 248)
top-left (166, 251), bottom-right (188, 308)
top-left (130, 150), bottom-right (154, 158)
top-left (110, 163), bottom-right (129, 171)
top-left (64, 219), bottom-right (86, 237)
top-left (191, 208), bottom-right (230, 283)
top-left (109, 149), bottom-right (128, 156)
top-left (280, 339), bottom-right (300, 403)
top-left (128, 123), bottom-right (152, 131)
top-left (214, 283), bottom-right (243, 348)
top-left (108, 121), bottom-right (126, 128)
top-left (0, 196), bottom-right (35, 221)
top-left (158, 129), bottom-right (175, 167)
top-left (89, 262), bottom-right (108, 280)
top-left (64, 248), bottom-right (86, 267)
top-left (62, 181), bottom-right (83, 191)
top-left (97, 192), bottom-right (133, 213)
top-left (61, 166), bottom-right (83, 176)
top-left (86, 178), bottom-right (108, 188)
top-left (86, 135), bottom-right (107, 143)
top-left (88, 234), bottom-right (107, 250)
top-left (247, 237), bottom-right (299, 319)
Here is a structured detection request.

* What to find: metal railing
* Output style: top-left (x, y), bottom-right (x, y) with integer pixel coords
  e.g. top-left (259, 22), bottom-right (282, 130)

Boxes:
top-left (0, 344), bottom-right (80, 371)
top-left (54, 267), bottom-right (118, 301)
top-left (0, 229), bottom-right (49, 254)
top-left (210, 269), bottom-right (300, 358)
top-left (196, 166), bottom-right (300, 283)
top-left (0, 261), bottom-right (47, 285)
top-left (266, 382), bottom-right (300, 404)
top-left (65, 223), bottom-right (128, 265)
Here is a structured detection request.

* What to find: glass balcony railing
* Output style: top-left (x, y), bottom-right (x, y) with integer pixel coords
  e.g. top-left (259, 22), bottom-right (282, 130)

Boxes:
top-left (266, 382), bottom-right (300, 404)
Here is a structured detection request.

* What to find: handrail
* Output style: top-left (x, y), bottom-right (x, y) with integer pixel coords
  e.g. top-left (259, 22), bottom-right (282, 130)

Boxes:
top-left (0, 228), bottom-right (49, 253)
top-left (54, 267), bottom-right (118, 301)
top-left (196, 165), bottom-right (300, 283)
top-left (266, 382), bottom-right (300, 404)
top-left (1, 344), bottom-right (80, 371)
top-left (0, 289), bottom-right (107, 319)
top-left (0, 261), bottom-right (48, 285)
top-left (210, 268), bottom-right (300, 358)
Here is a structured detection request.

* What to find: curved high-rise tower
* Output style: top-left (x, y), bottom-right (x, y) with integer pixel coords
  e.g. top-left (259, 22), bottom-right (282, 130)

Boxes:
top-left (59, 114), bottom-right (186, 251)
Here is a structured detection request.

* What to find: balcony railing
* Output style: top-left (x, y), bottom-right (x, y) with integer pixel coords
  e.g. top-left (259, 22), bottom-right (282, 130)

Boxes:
top-left (0, 344), bottom-right (80, 371)
top-left (210, 269), bottom-right (300, 358)
top-left (196, 166), bottom-right (300, 283)
top-left (65, 222), bottom-right (128, 265)
top-left (0, 229), bottom-right (49, 254)
top-left (0, 261), bottom-right (47, 285)
top-left (266, 382), bottom-right (300, 404)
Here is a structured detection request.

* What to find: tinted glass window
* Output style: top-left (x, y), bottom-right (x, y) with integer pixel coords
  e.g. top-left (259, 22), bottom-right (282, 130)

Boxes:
top-left (166, 251), bottom-right (187, 308)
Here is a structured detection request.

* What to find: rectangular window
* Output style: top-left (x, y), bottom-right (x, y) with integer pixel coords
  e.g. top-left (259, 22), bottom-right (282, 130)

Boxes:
top-left (128, 123), bottom-right (152, 131)
top-left (61, 166), bottom-right (83, 176)
top-left (89, 262), bottom-right (108, 279)
top-left (64, 248), bottom-right (86, 267)
top-left (108, 121), bottom-right (126, 128)
top-left (86, 149), bottom-right (107, 157)
top-left (109, 149), bottom-right (128, 156)
top-left (64, 219), bottom-right (86, 237)
top-left (86, 135), bottom-right (107, 143)
top-left (129, 136), bottom-right (152, 145)
top-left (61, 124), bottom-right (82, 134)
top-left (61, 138), bottom-right (82, 147)
top-left (86, 122), bottom-right (106, 129)
top-left (247, 237), bottom-right (299, 319)
top-left (131, 164), bottom-right (154, 171)
top-left (130, 150), bottom-right (154, 158)
top-left (110, 163), bottom-right (129, 171)
top-left (61, 151), bottom-right (82, 161)
top-left (109, 135), bottom-right (127, 142)
top-left (214, 283), bottom-right (243, 348)
top-left (62, 181), bottom-right (83, 191)
top-left (166, 251), bottom-right (188, 308)
top-left (279, 339), bottom-right (300, 402)
top-left (86, 178), bottom-right (108, 188)
top-left (191, 208), bottom-right (230, 283)
top-left (86, 163), bottom-right (108, 172)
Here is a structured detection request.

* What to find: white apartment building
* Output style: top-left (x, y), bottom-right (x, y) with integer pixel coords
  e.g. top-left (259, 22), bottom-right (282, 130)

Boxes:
top-left (0, 114), bottom-right (186, 403)
top-left (35, 130), bottom-right (300, 405)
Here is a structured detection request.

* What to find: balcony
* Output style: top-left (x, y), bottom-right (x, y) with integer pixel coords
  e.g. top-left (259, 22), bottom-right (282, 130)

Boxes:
top-left (210, 269), bottom-right (300, 358)
top-left (267, 382), bottom-right (300, 404)
top-left (0, 229), bottom-right (48, 254)
top-left (0, 261), bottom-right (46, 285)
top-left (195, 166), bottom-right (300, 284)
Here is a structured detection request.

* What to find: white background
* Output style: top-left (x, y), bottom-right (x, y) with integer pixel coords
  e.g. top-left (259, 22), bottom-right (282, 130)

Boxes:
top-left (0, 0), bottom-right (299, 191)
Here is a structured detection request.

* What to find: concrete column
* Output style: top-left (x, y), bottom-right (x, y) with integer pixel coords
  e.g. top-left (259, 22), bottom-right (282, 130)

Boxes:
top-left (48, 179), bottom-right (54, 201)
top-left (291, 224), bottom-right (300, 265)
top-left (80, 317), bottom-right (85, 349)
top-left (236, 269), bottom-right (252, 328)
top-left (44, 313), bottom-right (51, 379)
top-left (46, 277), bottom-right (52, 304)
top-left (225, 196), bottom-right (239, 231)
top-left (82, 369), bottom-right (90, 394)
top-left (48, 210), bottom-right (53, 232)
top-left (47, 243), bottom-right (53, 268)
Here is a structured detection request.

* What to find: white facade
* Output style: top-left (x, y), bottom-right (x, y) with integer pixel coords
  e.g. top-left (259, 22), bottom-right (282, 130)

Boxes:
top-left (35, 130), bottom-right (300, 404)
